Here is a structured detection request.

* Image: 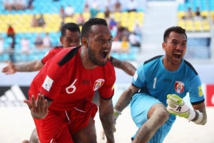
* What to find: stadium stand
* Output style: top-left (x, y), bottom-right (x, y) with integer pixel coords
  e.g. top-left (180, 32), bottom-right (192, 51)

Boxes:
top-left (176, 0), bottom-right (214, 60)
top-left (0, 0), bottom-right (145, 63)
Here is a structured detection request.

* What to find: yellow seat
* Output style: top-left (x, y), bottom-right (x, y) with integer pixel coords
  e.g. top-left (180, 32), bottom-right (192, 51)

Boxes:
top-left (201, 11), bottom-right (208, 18)
top-left (96, 12), bottom-right (105, 18)
top-left (83, 12), bottom-right (90, 21)
top-left (178, 12), bottom-right (185, 19)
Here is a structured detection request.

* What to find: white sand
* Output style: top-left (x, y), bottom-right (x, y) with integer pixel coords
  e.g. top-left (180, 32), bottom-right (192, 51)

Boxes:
top-left (0, 105), bottom-right (213, 143)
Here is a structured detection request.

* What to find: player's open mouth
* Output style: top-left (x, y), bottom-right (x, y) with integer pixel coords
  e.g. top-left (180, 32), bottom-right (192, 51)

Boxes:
top-left (101, 51), bottom-right (108, 58)
top-left (173, 53), bottom-right (181, 59)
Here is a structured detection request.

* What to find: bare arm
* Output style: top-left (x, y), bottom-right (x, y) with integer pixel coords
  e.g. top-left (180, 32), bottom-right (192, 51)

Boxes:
top-left (99, 97), bottom-right (115, 143)
top-left (111, 57), bottom-right (136, 76)
top-left (114, 84), bottom-right (139, 112)
top-left (2, 60), bottom-right (43, 74)
top-left (192, 101), bottom-right (207, 125)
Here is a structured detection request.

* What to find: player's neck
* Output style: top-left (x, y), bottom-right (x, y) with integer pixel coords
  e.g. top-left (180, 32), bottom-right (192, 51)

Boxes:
top-left (162, 57), bottom-right (180, 71)
top-left (80, 47), bottom-right (97, 69)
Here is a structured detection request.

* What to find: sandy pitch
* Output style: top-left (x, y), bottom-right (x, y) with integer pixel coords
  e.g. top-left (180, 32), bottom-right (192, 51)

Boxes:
top-left (0, 106), bottom-right (213, 143)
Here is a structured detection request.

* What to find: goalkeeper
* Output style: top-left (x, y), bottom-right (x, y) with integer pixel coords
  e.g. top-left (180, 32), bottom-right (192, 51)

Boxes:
top-left (113, 26), bottom-right (207, 143)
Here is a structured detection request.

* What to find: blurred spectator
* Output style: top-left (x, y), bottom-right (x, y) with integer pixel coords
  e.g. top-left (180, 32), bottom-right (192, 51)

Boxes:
top-left (120, 35), bottom-right (130, 53)
top-left (15, 0), bottom-right (27, 10)
top-left (37, 14), bottom-right (46, 28)
top-left (133, 21), bottom-right (142, 38)
top-left (31, 14), bottom-right (38, 27)
top-left (111, 40), bottom-right (121, 53)
top-left (183, 7), bottom-right (193, 20)
top-left (83, 3), bottom-right (90, 13)
top-left (59, 6), bottom-right (66, 19)
top-left (65, 5), bottom-right (74, 17)
top-left (114, 23), bottom-right (130, 41)
top-left (42, 33), bottom-right (51, 48)
top-left (20, 37), bottom-right (30, 54)
top-left (59, 18), bottom-right (65, 32)
top-left (104, 0), bottom-right (114, 12)
top-left (6, 24), bottom-right (16, 50)
top-left (114, 22), bottom-right (124, 41)
top-left (108, 17), bottom-right (117, 30)
top-left (113, 0), bottom-right (121, 12)
top-left (127, 0), bottom-right (137, 12)
top-left (7, 24), bottom-right (15, 39)
top-left (34, 34), bottom-right (43, 49)
top-left (90, 1), bottom-right (99, 18)
top-left (129, 32), bottom-right (141, 48)
top-left (0, 36), bottom-right (4, 55)
top-left (3, 0), bottom-right (14, 11)
top-left (194, 7), bottom-right (203, 20)
top-left (195, 7), bottom-right (200, 17)
top-left (76, 13), bottom-right (85, 26)
top-left (27, 0), bottom-right (34, 9)
top-left (7, 24), bottom-right (16, 62)
top-left (104, 6), bottom-right (111, 20)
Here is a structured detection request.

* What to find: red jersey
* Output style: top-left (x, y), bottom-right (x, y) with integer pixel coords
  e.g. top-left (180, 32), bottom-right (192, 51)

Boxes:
top-left (29, 47), bottom-right (116, 111)
top-left (41, 46), bottom-right (63, 64)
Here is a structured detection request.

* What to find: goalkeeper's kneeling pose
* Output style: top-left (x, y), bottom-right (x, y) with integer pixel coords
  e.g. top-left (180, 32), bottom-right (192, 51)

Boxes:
top-left (101, 26), bottom-right (207, 143)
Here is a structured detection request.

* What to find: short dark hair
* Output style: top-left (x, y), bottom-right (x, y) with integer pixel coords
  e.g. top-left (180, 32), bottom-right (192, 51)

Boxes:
top-left (81, 18), bottom-right (108, 38)
top-left (61, 23), bottom-right (80, 36)
top-left (163, 26), bottom-right (187, 42)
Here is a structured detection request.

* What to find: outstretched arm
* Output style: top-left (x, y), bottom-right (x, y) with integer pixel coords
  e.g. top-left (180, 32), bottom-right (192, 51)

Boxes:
top-left (99, 97), bottom-right (115, 143)
top-left (110, 57), bottom-right (136, 76)
top-left (2, 60), bottom-right (43, 74)
top-left (114, 84), bottom-right (139, 112)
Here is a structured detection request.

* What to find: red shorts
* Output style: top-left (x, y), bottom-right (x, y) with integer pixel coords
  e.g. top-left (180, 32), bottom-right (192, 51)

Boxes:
top-left (34, 100), bottom-right (98, 143)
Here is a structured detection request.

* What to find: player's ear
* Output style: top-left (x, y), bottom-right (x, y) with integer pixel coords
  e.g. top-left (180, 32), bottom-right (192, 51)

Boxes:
top-left (82, 37), bottom-right (88, 46)
top-left (162, 42), bottom-right (166, 50)
top-left (59, 36), bottom-right (63, 45)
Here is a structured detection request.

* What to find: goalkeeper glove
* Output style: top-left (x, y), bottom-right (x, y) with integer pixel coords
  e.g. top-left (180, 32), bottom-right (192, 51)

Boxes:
top-left (166, 94), bottom-right (196, 121)
top-left (113, 109), bottom-right (121, 132)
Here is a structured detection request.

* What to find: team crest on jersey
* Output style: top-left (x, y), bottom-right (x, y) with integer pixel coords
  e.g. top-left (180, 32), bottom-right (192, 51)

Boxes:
top-left (93, 79), bottom-right (105, 91)
top-left (174, 81), bottom-right (185, 93)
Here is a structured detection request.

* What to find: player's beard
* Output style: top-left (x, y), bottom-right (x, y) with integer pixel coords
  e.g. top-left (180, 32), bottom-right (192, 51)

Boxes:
top-left (88, 46), bottom-right (106, 66)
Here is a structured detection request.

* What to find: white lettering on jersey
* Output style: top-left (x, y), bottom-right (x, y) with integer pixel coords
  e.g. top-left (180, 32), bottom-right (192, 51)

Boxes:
top-left (42, 75), bottom-right (54, 92)
top-left (66, 79), bottom-right (77, 94)
top-left (153, 77), bottom-right (157, 89)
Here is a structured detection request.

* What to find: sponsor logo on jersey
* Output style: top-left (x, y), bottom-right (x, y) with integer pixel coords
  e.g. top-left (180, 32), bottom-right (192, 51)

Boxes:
top-left (42, 75), bottom-right (54, 92)
top-left (198, 86), bottom-right (203, 97)
top-left (174, 81), bottom-right (184, 93)
top-left (93, 79), bottom-right (105, 91)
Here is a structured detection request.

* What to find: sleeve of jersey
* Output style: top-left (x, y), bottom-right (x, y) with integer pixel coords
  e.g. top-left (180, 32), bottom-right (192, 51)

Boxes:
top-left (41, 50), bottom-right (53, 64)
top-left (132, 63), bottom-right (146, 88)
top-left (98, 64), bottom-right (116, 100)
top-left (188, 75), bottom-right (205, 103)
top-left (39, 59), bottom-right (66, 101)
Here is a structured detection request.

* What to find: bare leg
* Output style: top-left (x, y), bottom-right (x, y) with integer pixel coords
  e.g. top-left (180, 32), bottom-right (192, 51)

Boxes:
top-left (133, 104), bottom-right (169, 143)
top-left (22, 128), bottom-right (40, 143)
top-left (72, 117), bottom-right (97, 143)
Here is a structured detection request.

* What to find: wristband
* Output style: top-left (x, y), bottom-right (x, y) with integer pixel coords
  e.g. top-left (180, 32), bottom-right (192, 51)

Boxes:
top-left (192, 110), bottom-right (203, 124)
top-left (114, 109), bottom-right (121, 116)
top-left (187, 108), bottom-right (196, 121)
